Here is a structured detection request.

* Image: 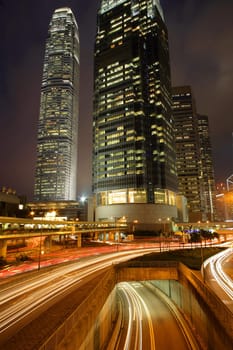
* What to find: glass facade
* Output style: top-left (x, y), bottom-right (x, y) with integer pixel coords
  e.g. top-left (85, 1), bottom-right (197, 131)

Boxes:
top-left (197, 114), bottom-right (216, 220)
top-left (34, 8), bottom-right (79, 201)
top-left (172, 86), bottom-right (208, 221)
top-left (93, 0), bottom-right (177, 208)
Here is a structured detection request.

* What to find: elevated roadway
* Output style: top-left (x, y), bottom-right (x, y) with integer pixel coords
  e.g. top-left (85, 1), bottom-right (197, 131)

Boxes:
top-left (203, 247), bottom-right (233, 312)
top-left (0, 216), bottom-right (128, 258)
top-left (0, 247), bottom-right (232, 349)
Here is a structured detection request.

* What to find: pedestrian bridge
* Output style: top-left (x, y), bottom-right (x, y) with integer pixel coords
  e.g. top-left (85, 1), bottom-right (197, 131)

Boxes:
top-left (0, 216), bottom-right (128, 257)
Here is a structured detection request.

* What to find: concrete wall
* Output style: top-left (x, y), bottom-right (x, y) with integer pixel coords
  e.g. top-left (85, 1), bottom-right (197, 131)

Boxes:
top-left (95, 203), bottom-right (177, 227)
top-left (78, 287), bottom-right (118, 350)
top-left (117, 266), bottom-right (178, 281)
top-left (152, 264), bottom-right (233, 350)
top-left (39, 269), bottom-right (116, 350)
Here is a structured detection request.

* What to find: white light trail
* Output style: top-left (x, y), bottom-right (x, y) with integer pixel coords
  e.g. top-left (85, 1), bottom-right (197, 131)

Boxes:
top-left (203, 248), bottom-right (233, 300)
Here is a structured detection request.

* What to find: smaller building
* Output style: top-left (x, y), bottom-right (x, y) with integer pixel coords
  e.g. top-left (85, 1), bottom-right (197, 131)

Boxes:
top-left (216, 178), bottom-right (233, 221)
top-left (0, 187), bottom-right (27, 217)
top-left (28, 200), bottom-right (87, 222)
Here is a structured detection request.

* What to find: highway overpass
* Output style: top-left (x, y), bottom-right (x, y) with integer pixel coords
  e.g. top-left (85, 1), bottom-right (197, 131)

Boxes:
top-left (0, 216), bottom-right (128, 258)
top-left (0, 255), bottom-right (232, 350)
top-left (1, 216), bottom-right (233, 259)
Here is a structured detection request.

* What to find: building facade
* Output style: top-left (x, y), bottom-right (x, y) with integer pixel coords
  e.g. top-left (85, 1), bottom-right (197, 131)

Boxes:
top-left (34, 8), bottom-right (79, 201)
top-left (0, 187), bottom-right (27, 217)
top-left (172, 86), bottom-right (216, 221)
top-left (93, 0), bottom-right (177, 227)
top-left (197, 114), bottom-right (216, 220)
top-left (216, 179), bottom-right (233, 221)
top-left (28, 200), bottom-right (87, 221)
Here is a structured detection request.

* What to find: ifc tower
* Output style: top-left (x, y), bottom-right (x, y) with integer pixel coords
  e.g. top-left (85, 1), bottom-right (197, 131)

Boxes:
top-left (34, 8), bottom-right (79, 202)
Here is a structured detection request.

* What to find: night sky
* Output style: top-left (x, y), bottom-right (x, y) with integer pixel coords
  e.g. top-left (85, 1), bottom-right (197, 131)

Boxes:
top-left (0, 0), bottom-right (232, 200)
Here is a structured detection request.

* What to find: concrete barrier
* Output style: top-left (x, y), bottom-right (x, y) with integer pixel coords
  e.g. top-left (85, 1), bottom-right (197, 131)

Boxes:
top-left (38, 268), bottom-right (116, 350)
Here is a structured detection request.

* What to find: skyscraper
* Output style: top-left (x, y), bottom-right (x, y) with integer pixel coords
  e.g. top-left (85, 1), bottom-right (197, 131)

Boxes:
top-left (93, 0), bottom-right (177, 227)
top-left (197, 114), bottom-right (216, 220)
top-left (172, 86), bottom-right (216, 221)
top-left (34, 8), bottom-right (79, 201)
top-left (172, 86), bottom-right (203, 221)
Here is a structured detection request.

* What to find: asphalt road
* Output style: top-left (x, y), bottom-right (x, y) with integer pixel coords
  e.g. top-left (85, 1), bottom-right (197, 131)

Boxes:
top-left (203, 247), bottom-right (233, 312)
top-left (116, 281), bottom-right (199, 350)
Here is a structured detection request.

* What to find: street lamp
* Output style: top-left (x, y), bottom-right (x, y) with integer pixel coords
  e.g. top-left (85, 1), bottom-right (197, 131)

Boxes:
top-left (80, 195), bottom-right (87, 203)
top-left (38, 231), bottom-right (43, 271)
top-left (158, 217), bottom-right (170, 252)
top-left (111, 216), bottom-right (119, 250)
top-left (132, 219), bottom-right (138, 235)
top-left (158, 218), bottom-right (162, 252)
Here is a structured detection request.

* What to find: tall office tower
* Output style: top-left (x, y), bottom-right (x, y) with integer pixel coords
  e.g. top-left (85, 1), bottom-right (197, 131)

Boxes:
top-left (93, 0), bottom-right (177, 227)
top-left (197, 114), bottom-right (216, 220)
top-left (34, 8), bottom-right (79, 201)
top-left (172, 86), bottom-right (208, 221)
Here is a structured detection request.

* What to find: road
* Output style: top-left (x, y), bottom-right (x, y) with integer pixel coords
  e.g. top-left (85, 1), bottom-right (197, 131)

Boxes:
top-left (0, 248), bottom-right (156, 346)
top-left (203, 247), bottom-right (233, 312)
top-left (0, 242), bottom-right (161, 278)
top-left (114, 281), bottom-right (199, 350)
top-left (1, 240), bottom-right (232, 348)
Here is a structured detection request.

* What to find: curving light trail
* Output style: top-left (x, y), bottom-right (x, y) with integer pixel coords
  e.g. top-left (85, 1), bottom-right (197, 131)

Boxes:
top-left (0, 248), bottom-right (156, 343)
top-left (118, 282), bottom-right (155, 350)
top-left (203, 247), bottom-right (233, 300)
top-left (117, 282), bottom-right (198, 350)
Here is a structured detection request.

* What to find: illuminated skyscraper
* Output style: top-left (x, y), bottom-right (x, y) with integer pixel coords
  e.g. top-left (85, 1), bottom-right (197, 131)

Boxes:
top-left (172, 86), bottom-right (216, 221)
top-left (197, 114), bottom-right (216, 220)
top-left (93, 0), bottom-right (177, 226)
top-left (34, 8), bottom-right (79, 201)
top-left (172, 86), bottom-right (203, 221)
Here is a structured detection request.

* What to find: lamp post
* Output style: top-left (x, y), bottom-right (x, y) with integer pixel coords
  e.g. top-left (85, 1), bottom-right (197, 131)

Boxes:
top-left (158, 218), bottom-right (162, 252)
top-left (158, 217), bottom-right (170, 252)
top-left (38, 231), bottom-right (42, 271)
top-left (200, 236), bottom-right (205, 283)
top-left (111, 216), bottom-right (119, 251)
top-left (116, 217), bottom-right (119, 252)
top-left (132, 219), bottom-right (138, 236)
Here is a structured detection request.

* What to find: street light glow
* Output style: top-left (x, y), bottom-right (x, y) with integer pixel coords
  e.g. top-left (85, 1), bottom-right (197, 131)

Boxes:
top-left (80, 196), bottom-right (87, 203)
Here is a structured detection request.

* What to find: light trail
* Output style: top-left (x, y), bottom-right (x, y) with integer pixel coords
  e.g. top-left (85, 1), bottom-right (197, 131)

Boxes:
top-left (0, 248), bottom-right (155, 305)
top-left (118, 282), bottom-right (152, 350)
top-left (119, 283), bottom-right (143, 350)
top-left (0, 248), bottom-right (156, 343)
top-left (203, 247), bottom-right (233, 300)
top-left (117, 282), bottom-right (198, 350)
top-left (2, 243), bottom-right (232, 347)
top-left (121, 289), bottom-right (133, 350)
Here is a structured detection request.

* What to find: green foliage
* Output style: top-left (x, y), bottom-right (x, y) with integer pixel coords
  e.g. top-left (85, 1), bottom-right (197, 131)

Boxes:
top-left (189, 230), bottom-right (219, 243)
top-left (16, 253), bottom-right (32, 262)
top-left (132, 230), bottom-right (160, 237)
top-left (131, 247), bottom-right (224, 270)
